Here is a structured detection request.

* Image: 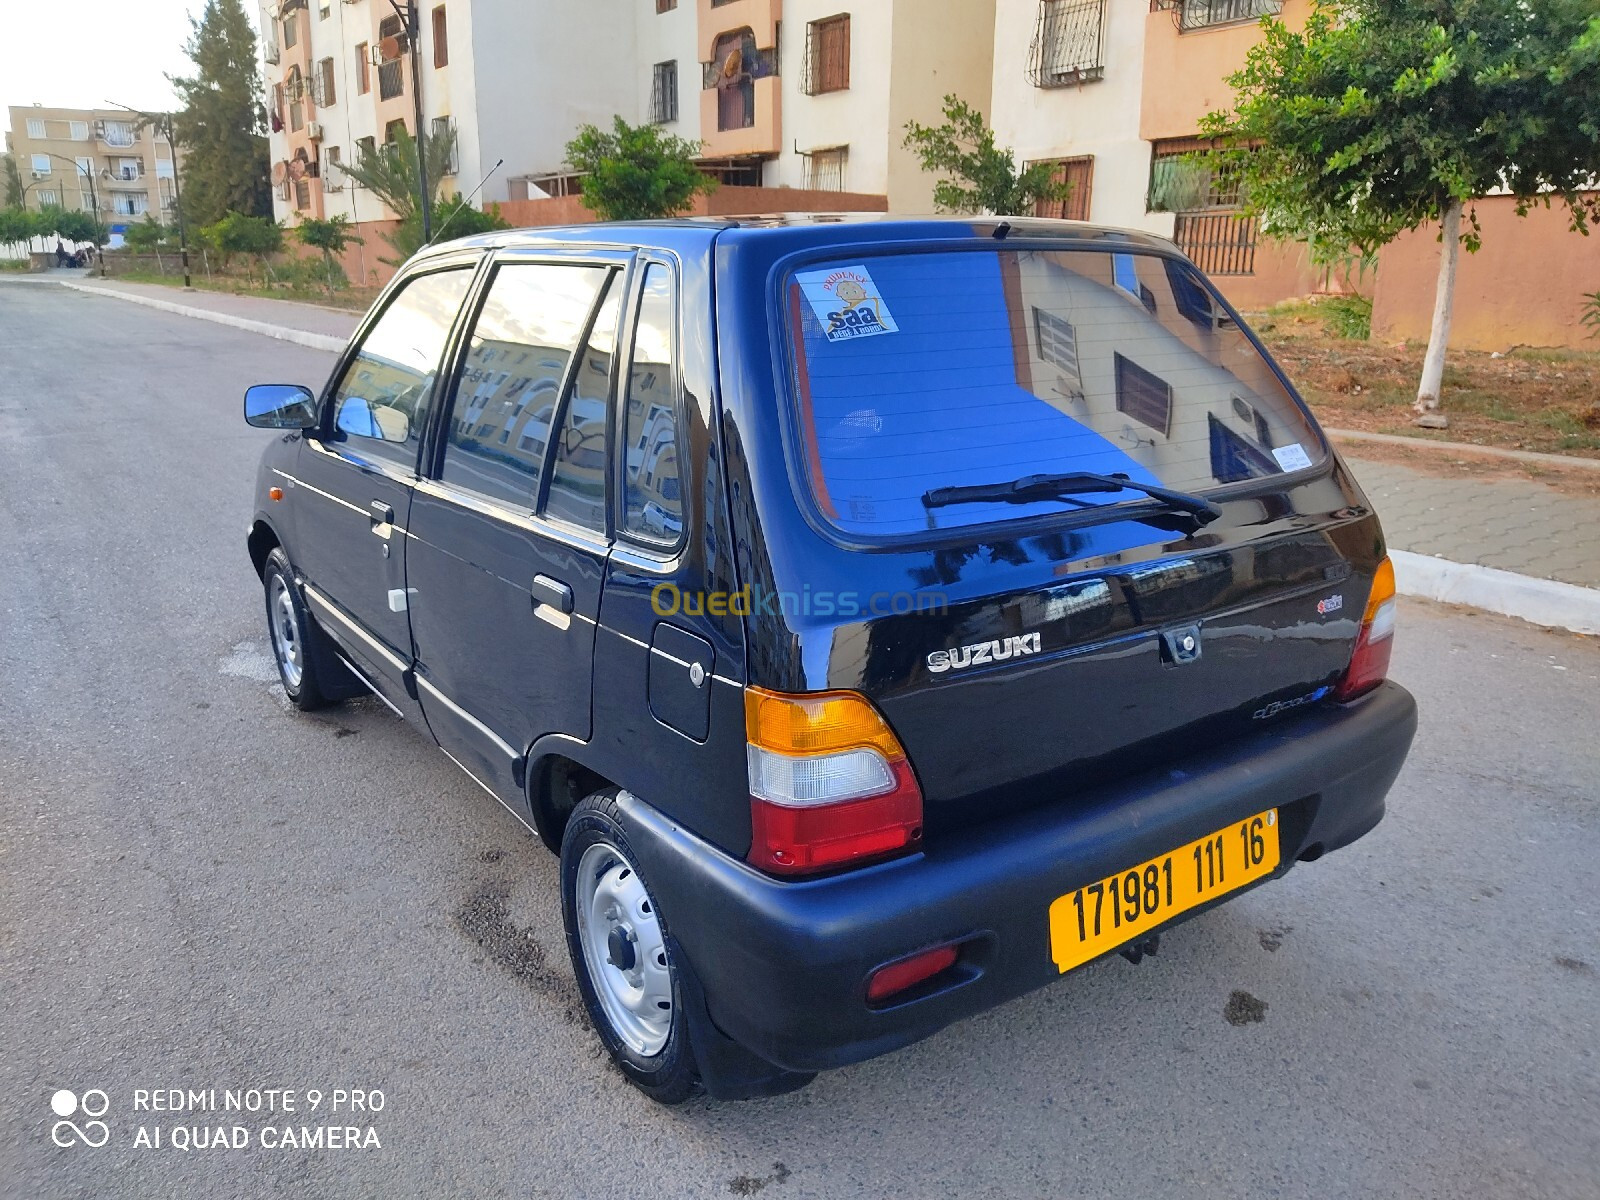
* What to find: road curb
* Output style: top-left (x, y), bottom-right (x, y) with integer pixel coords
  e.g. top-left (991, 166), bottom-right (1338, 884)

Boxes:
top-left (1391, 550), bottom-right (1600, 636)
top-left (55, 281), bottom-right (347, 353)
top-left (1329, 428), bottom-right (1600, 472)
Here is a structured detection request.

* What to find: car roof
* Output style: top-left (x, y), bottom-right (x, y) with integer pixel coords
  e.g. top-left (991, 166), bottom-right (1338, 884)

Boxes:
top-left (415, 213), bottom-right (1180, 261)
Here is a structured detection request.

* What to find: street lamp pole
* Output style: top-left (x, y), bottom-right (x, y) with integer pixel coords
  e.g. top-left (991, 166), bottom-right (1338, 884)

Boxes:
top-left (106, 100), bottom-right (191, 290)
top-left (384, 0), bottom-right (430, 242)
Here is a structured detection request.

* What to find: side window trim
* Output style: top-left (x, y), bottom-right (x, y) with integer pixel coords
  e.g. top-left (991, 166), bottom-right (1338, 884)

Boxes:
top-left (316, 252), bottom-right (485, 477)
top-left (614, 253), bottom-right (687, 557)
top-left (535, 256), bottom-right (638, 537)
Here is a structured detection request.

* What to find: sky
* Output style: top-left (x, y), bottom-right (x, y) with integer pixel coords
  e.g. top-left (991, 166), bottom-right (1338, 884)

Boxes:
top-left (0, 0), bottom-right (247, 128)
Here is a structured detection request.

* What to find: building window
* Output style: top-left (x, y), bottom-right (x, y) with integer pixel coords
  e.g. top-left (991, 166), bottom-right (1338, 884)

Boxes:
top-left (432, 6), bottom-right (448, 67)
top-left (378, 17), bottom-right (406, 98)
top-left (287, 67), bottom-right (306, 131)
top-left (100, 121), bottom-right (136, 147)
top-left (320, 3), bottom-right (330, 17)
top-left (1028, 0), bottom-right (1105, 87)
top-left (1114, 353), bottom-right (1173, 437)
top-left (30, 154), bottom-right (51, 175)
top-left (69, 121), bottom-right (88, 141)
top-left (1033, 155), bottom-right (1093, 220)
top-left (430, 117), bottom-right (458, 174)
top-left (803, 146), bottom-right (847, 191)
top-left (1175, 0), bottom-right (1282, 32)
top-left (650, 61), bottom-right (679, 123)
top-left (295, 178), bottom-right (311, 210)
top-left (356, 135), bottom-right (376, 165)
top-left (384, 119), bottom-right (408, 146)
top-left (37, 189), bottom-right (56, 205)
top-left (26, 118), bottom-right (46, 139)
top-left (1148, 137), bottom-right (1244, 211)
top-left (1173, 211), bottom-right (1260, 276)
top-left (324, 145), bottom-right (344, 191)
top-left (802, 14), bottom-right (850, 95)
top-left (283, 14), bottom-right (297, 47)
top-left (112, 193), bottom-right (148, 216)
top-left (75, 156), bottom-right (94, 179)
top-left (1034, 308), bottom-right (1081, 381)
top-left (317, 57), bottom-right (337, 106)
top-left (656, 0), bottom-right (676, 10)
top-left (355, 44), bottom-right (371, 93)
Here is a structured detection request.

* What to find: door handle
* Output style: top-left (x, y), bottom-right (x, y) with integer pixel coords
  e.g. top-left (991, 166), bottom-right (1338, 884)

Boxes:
top-left (531, 574), bottom-right (574, 615)
top-left (370, 500), bottom-right (395, 525)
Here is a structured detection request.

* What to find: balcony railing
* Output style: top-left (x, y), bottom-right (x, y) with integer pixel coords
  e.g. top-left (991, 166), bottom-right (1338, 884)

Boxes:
top-left (1027, 0), bottom-right (1106, 87)
top-left (378, 59), bottom-right (405, 100)
top-left (1174, 211), bottom-right (1259, 275)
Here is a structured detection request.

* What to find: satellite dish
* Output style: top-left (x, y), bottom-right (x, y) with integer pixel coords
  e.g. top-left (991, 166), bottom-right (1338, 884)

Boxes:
top-left (379, 34), bottom-right (405, 61)
top-left (288, 157), bottom-right (306, 180)
top-left (271, 160), bottom-right (289, 184)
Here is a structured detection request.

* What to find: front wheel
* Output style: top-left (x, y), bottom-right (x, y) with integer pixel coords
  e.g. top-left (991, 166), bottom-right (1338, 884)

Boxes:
top-left (561, 791), bottom-right (701, 1104)
top-left (262, 548), bottom-right (333, 711)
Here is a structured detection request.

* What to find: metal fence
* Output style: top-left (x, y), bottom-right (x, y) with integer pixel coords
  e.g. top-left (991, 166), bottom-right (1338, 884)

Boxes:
top-left (1174, 211), bottom-right (1259, 276)
top-left (1176, 0), bottom-right (1283, 32)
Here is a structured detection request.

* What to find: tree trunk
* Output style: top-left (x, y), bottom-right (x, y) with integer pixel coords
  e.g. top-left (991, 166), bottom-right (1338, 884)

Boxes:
top-left (1414, 198), bottom-right (1463, 418)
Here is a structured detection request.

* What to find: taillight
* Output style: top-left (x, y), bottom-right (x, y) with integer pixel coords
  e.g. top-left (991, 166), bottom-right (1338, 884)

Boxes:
top-left (745, 686), bottom-right (923, 876)
top-left (1335, 556), bottom-right (1397, 701)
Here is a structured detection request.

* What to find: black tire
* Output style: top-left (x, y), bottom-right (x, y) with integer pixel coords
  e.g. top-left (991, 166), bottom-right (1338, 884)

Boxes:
top-left (262, 547), bottom-right (334, 712)
top-left (561, 790), bottom-right (701, 1104)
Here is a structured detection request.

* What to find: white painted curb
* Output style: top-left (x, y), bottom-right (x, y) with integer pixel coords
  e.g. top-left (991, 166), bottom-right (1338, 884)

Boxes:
top-left (1391, 550), bottom-right (1600, 636)
top-left (58, 281), bottom-right (347, 352)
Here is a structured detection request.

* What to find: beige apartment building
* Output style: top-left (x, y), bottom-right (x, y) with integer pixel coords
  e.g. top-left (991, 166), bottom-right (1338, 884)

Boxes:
top-left (5, 105), bottom-right (183, 227)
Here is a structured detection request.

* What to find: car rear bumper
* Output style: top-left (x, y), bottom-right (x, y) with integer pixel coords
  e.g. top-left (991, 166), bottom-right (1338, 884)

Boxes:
top-left (619, 681), bottom-right (1417, 1095)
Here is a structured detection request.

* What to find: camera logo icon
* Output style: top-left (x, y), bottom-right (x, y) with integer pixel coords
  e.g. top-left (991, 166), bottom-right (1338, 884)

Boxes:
top-left (50, 1089), bottom-right (110, 1148)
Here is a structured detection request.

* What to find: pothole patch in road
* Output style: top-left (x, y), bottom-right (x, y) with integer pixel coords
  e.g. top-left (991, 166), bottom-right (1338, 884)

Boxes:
top-left (219, 639), bottom-right (279, 684)
top-left (1257, 925), bottom-right (1293, 953)
top-left (455, 880), bottom-right (583, 1023)
top-left (1224, 989), bottom-right (1268, 1026)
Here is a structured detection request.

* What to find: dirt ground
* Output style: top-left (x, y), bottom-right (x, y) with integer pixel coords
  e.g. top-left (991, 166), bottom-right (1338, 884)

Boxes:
top-left (1253, 299), bottom-right (1600, 459)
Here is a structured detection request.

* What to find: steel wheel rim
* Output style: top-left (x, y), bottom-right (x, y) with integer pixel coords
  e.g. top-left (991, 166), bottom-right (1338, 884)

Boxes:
top-left (269, 576), bottom-right (303, 689)
top-left (575, 840), bottom-right (673, 1057)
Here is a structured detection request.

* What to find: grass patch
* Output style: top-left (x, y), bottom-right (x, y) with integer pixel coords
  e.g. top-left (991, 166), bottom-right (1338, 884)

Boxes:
top-left (108, 267), bottom-right (380, 313)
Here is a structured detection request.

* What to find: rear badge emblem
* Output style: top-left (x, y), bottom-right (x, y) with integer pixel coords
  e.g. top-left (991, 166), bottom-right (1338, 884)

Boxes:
top-left (928, 632), bottom-right (1042, 675)
top-left (1317, 594), bottom-right (1344, 616)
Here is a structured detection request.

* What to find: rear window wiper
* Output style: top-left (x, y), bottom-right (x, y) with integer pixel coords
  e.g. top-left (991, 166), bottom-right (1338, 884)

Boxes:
top-left (922, 471), bottom-right (1222, 530)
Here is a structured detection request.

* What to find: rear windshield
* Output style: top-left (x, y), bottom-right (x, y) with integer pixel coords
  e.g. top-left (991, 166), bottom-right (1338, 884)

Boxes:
top-left (784, 248), bottom-right (1324, 538)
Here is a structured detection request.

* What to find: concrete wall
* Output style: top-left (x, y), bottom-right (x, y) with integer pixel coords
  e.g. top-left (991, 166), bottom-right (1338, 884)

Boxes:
top-left (886, 0), bottom-right (997, 213)
top-left (497, 185), bottom-right (888, 228)
top-left (987, 0), bottom-right (1161, 230)
top-left (1372, 194), bottom-right (1600, 351)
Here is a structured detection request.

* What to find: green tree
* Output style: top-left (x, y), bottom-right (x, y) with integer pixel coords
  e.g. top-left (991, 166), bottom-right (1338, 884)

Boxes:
top-left (295, 214), bottom-right (363, 293)
top-left (340, 125), bottom-right (458, 226)
top-left (204, 211), bottom-right (282, 274)
top-left (902, 94), bottom-right (1071, 216)
top-left (51, 209), bottom-right (106, 246)
top-left (0, 206), bottom-right (45, 246)
top-left (563, 116), bottom-right (716, 221)
top-left (171, 0), bottom-right (272, 224)
top-left (385, 194), bottom-right (510, 262)
top-left (123, 215), bottom-right (169, 252)
top-left (1201, 0), bottom-right (1600, 422)
top-left (2, 155), bottom-right (23, 208)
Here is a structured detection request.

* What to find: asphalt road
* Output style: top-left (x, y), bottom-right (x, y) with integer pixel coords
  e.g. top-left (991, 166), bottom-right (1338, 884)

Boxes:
top-left (2, 283), bottom-right (1597, 1200)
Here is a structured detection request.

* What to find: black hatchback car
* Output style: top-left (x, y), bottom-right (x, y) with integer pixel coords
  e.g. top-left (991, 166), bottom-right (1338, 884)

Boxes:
top-left (243, 216), bottom-right (1416, 1102)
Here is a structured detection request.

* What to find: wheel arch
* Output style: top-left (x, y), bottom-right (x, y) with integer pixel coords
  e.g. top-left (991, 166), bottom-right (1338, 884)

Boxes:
top-left (248, 516), bottom-right (283, 579)
top-left (524, 735), bottom-right (617, 855)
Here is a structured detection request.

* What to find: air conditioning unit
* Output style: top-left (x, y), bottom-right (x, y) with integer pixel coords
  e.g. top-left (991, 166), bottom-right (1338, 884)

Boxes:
top-left (265, 45), bottom-right (280, 65)
top-left (306, 121), bottom-right (324, 141)
top-left (30, 170), bottom-right (49, 180)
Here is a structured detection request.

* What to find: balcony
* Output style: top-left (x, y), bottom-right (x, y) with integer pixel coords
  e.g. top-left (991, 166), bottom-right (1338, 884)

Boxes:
top-left (1027, 0), bottom-right (1106, 87)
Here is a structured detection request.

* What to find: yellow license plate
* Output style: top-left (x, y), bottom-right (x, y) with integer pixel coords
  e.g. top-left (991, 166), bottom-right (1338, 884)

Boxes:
top-left (1048, 809), bottom-right (1281, 973)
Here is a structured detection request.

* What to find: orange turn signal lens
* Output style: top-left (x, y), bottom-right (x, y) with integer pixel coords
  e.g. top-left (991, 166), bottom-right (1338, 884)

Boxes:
top-left (744, 686), bottom-right (907, 761)
top-left (268, 486), bottom-right (284, 502)
top-left (1363, 556), bottom-right (1396, 622)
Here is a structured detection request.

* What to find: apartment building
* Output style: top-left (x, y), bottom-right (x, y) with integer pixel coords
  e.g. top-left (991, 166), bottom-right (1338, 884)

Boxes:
top-left (5, 105), bottom-right (183, 224)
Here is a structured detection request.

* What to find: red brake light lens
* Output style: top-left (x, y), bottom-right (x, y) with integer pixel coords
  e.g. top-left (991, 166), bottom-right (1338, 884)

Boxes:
top-left (745, 687), bottom-right (923, 876)
top-left (1335, 557), bottom-right (1397, 702)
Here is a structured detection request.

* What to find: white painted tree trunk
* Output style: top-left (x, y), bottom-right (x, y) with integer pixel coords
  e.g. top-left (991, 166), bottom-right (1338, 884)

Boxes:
top-left (1414, 198), bottom-right (1463, 416)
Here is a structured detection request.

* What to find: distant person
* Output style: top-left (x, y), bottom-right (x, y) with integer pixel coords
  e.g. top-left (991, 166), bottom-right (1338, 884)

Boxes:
top-left (54, 240), bottom-right (69, 268)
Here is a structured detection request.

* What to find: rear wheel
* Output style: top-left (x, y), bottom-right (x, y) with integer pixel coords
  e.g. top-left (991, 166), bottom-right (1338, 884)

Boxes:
top-left (263, 548), bottom-right (333, 711)
top-left (561, 791), bottom-right (700, 1104)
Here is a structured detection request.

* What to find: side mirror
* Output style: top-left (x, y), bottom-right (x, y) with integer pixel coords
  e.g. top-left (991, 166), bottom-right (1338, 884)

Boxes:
top-left (335, 397), bottom-right (411, 443)
top-left (244, 384), bottom-right (318, 430)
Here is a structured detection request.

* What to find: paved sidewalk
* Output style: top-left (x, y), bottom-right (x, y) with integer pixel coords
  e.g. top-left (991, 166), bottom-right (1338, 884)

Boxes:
top-left (64, 277), bottom-right (363, 341)
top-left (1343, 455), bottom-right (1600, 590)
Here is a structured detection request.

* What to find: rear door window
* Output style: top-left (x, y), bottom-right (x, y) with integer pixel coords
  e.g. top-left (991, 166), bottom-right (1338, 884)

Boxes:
top-left (618, 263), bottom-right (682, 547)
top-left (784, 249), bottom-right (1322, 538)
top-left (544, 273), bottom-right (623, 533)
top-left (440, 263), bottom-right (610, 509)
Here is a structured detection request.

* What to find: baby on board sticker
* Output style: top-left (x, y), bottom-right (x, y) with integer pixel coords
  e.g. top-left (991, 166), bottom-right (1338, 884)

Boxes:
top-left (796, 265), bottom-right (899, 343)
